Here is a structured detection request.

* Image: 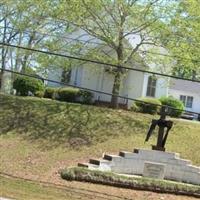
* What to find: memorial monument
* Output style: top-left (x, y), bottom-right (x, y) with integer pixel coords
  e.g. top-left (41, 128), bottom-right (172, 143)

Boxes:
top-left (78, 106), bottom-right (200, 185)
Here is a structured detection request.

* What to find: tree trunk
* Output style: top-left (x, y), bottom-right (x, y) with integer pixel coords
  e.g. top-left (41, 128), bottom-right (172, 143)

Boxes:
top-left (21, 33), bottom-right (35, 73)
top-left (0, 51), bottom-right (5, 90)
top-left (0, 19), bottom-right (7, 90)
top-left (0, 69), bottom-right (4, 90)
top-left (110, 8), bottom-right (126, 109)
top-left (110, 43), bottom-right (124, 108)
top-left (110, 70), bottom-right (122, 108)
top-left (110, 20), bottom-right (124, 109)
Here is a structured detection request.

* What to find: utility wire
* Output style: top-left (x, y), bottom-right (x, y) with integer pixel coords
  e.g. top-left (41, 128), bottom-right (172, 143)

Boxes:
top-left (1, 67), bottom-right (200, 116)
top-left (1, 42), bottom-right (200, 84)
top-left (2, 25), bottom-right (200, 47)
top-left (0, 26), bottom-right (104, 45)
top-left (1, 25), bottom-right (200, 64)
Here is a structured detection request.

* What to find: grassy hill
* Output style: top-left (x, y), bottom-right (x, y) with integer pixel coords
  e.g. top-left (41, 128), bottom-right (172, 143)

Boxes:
top-left (0, 93), bottom-right (200, 199)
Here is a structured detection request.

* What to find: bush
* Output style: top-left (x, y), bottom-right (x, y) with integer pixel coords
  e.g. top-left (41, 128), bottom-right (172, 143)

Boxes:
top-left (130, 102), bottom-right (140, 112)
top-left (13, 76), bottom-right (44, 96)
top-left (35, 91), bottom-right (44, 98)
top-left (135, 98), bottom-right (161, 114)
top-left (78, 90), bottom-right (93, 104)
top-left (44, 87), bottom-right (58, 99)
top-left (57, 87), bottom-right (80, 102)
top-left (159, 96), bottom-right (184, 117)
top-left (43, 87), bottom-right (94, 104)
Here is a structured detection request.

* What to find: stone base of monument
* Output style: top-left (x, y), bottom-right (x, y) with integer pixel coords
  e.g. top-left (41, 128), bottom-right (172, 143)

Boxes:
top-left (78, 149), bottom-right (200, 185)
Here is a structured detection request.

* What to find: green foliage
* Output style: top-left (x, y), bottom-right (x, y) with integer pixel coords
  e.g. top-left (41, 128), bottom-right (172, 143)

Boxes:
top-left (35, 91), bottom-right (44, 98)
top-left (78, 90), bottom-right (94, 104)
top-left (57, 87), bottom-right (80, 102)
top-left (43, 87), bottom-right (93, 104)
top-left (160, 96), bottom-right (184, 117)
top-left (44, 87), bottom-right (57, 99)
top-left (135, 98), bottom-right (161, 115)
top-left (13, 76), bottom-right (44, 96)
top-left (55, 0), bottom-right (176, 108)
top-left (161, 0), bottom-right (200, 80)
top-left (130, 102), bottom-right (140, 112)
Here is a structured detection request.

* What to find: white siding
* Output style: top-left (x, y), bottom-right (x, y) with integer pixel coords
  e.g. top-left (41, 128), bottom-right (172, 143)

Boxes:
top-left (126, 70), bottom-right (144, 108)
top-left (142, 74), bottom-right (169, 99)
top-left (47, 69), bottom-right (62, 87)
top-left (80, 66), bottom-right (118, 103)
top-left (70, 67), bottom-right (83, 86)
top-left (156, 77), bottom-right (169, 98)
top-left (169, 89), bottom-right (200, 113)
top-left (75, 65), bottom-right (130, 104)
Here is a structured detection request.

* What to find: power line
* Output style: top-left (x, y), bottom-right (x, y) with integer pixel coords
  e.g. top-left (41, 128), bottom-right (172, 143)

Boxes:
top-left (1, 67), bottom-right (200, 116)
top-left (2, 25), bottom-right (200, 47)
top-left (0, 25), bottom-right (105, 46)
top-left (1, 25), bottom-right (200, 64)
top-left (1, 42), bottom-right (200, 84)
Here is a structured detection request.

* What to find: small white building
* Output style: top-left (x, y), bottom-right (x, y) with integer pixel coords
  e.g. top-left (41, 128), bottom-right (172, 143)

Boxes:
top-left (169, 79), bottom-right (200, 114)
top-left (48, 61), bottom-right (169, 109)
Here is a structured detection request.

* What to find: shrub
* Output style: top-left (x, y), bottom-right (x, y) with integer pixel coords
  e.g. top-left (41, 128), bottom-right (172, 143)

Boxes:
top-left (78, 90), bottom-right (93, 104)
top-left (130, 102), bottom-right (140, 112)
top-left (35, 91), bottom-right (44, 98)
top-left (44, 87), bottom-right (58, 99)
top-left (57, 87), bottom-right (80, 102)
top-left (135, 97), bottom-right (161, 114)
top-left (159, 96), bottom-right (184, 117)
top-left (44, 87), bottom-right (94, 104)
top-left (13, 76), bottom-right (44, 96)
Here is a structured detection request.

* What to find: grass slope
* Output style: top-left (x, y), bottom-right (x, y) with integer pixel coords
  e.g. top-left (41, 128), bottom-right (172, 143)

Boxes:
top-left (1, 94), bottom-right (200, 199)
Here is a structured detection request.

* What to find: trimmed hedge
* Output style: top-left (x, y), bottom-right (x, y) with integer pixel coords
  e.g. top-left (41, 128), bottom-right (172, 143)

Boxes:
top-left (13, 76), bottom-right (44, 96)
top-left (57, 87), bottom-right (80, 102)
top-left (78, 90), bottom-right (94, 104)
top-left (134, 98), bottom-right (161, 114)
top-left (44, 87), bottom-right (93, 104)
top-left (44, 87), bottom-right (57, 99)
top-left (61, 167), bottom-right (200, 197)
top-left (35, 91), bottom-right (44, 98)
top-left (130, 102), bottom-right (140, 112)
top-left (160, 96), bottom-right (184, 117)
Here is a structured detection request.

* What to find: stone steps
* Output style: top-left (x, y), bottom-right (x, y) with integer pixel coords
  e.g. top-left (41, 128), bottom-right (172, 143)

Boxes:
top-left (77, 148), bottom-right (200, 185)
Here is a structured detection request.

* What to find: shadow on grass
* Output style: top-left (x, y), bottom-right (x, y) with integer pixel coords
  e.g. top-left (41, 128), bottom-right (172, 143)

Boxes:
top-left (0, 94), bottom-right (149, 149)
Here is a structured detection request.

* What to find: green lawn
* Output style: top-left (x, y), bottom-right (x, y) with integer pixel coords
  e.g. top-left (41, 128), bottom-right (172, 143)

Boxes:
top-left (1, 175), bottom-right (119, 200)
top-left (0, 93), bottom-right (200, 199)
top-left (0, 175), bottom-right (75, 200)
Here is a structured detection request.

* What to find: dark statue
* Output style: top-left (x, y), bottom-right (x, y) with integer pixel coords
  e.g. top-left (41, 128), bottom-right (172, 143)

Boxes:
top-left (145, 106), bottom-right (173, 151)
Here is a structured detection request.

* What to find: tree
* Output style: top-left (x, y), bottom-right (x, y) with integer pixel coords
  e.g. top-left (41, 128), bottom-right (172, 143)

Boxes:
top-left (0, 0), bottom-right (72, 89)
top-left (54, 0), bottom-right (176, 108)
top-left (0, 2), bottom-right (19, 91)
top-left (160, 0), bottom-right (200, 80)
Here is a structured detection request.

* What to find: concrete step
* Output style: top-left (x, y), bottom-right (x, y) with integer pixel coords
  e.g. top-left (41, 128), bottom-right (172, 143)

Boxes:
top-left (104, 154), bottom-right (123, 162)
top-left (119, 151), bottom-right (126, 157)
top-left (172, 158), bottom-right (192, 165)
top-left (78, 162), bottom-right (101, 169)
top-left (119, 149), bottom-right (139, 157)
top-left (103, 154), bottom-right (113, 161)
top-left (185, 165), bottom-right (200, 173)
top-left (89, 159), bottom-right (100, 165)
top-left (119, 151), bottom-right (138, 158)
top-left (78, 162), bottom-right (89, 168)
top-left (133, 148), bottom-right (139, 153)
